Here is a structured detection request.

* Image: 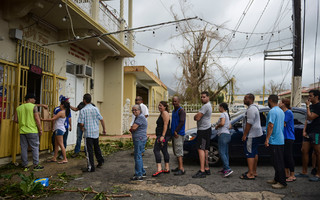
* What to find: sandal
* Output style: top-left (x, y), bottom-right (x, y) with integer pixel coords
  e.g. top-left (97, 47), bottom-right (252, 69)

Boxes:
top-left (162, 169), bottom-right (170, 174)
top-left (243, 171), bottom-right (258, 177)
top-left (57, 161), bottom-right (68, 164)
top-left (286, 177), bottom-right (296, 182)
top-left (152, 171), bottom-right (163, 177)
top-left (46, 159), bottom-right (57, 163)
top-left (240, 174), bottom-right (255, 180)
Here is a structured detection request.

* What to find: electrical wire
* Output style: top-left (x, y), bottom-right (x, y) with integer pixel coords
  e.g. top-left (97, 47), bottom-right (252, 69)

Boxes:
top-left (228, 0), bottom-right (271, 77)
top-left (65, 0), bottom-right (77, 38)
top-left (218, 0), bottom-right (255, 58)
top-left (43, 16), bottom-right (198, 46)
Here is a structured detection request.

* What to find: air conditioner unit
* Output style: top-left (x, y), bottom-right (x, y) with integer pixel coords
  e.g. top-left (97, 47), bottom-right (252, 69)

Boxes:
top-left (75, 64), bottom-right (92, 78)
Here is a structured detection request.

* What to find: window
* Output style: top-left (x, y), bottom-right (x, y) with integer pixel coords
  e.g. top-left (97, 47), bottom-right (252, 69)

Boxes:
top-left (17, 40), bottom-right (54, 72)
top-left (66, 62), bottom-right (75, 74)
top-left (293, 111), bottom-right (306, 125)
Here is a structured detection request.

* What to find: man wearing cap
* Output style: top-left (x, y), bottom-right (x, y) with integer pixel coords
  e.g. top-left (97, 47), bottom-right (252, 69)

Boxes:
top-left (52, 95), bottom-right (72, 159)
top-left (14, 93), bottom-right (44, 171)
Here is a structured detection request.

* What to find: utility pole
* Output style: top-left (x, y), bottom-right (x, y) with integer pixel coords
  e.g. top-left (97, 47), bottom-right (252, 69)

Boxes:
top-left (291, 0), bottom-right (302, 107)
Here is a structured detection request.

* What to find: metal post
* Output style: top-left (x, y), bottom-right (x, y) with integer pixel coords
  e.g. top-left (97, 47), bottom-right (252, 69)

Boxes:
top-left (119, 0), bottom-right (125, 43)
top-left (128, 0), bottom-right (133, 50)
top-left (292, 0), bottom-right (302, 107)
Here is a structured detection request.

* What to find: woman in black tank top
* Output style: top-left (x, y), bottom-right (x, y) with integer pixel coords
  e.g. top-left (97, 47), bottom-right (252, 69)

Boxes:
top-left (152, 101), bottom-right (171, 177)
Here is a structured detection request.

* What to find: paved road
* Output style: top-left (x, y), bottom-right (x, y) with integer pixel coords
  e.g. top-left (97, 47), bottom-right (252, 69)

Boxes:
top-left (43, 147), bottom-right (320, 200)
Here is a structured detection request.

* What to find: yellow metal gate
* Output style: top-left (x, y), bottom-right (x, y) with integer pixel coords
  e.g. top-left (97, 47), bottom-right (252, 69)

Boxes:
top-left (0, 40), bottom-right (66, 162)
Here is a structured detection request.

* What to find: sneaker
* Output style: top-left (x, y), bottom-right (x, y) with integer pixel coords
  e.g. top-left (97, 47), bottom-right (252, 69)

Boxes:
top-left (272, 182), bottom-right (286, 189)
top-left (192, 170), bottom-right (206, 178)
top-left (309, 176), bottom-right (320, 182)
top-left (174, 169), bottom-right (186, 176)
top-left (218, 169), bottom-right (225, 174)
top-left (171, 167), bottom-right (179, 172)
top-left (97, 162), bottom-right (104, 168)
top-left (130, 176), bottom-right (143, 181)
top-left (205, 169), bottom-right (211, 175)
top-left (23, 166), bottom-right (29, 172)
top-left (311, 168), bottom-right (317, 176)
top-left (224, 169), bottom-right (233, 177)
top-left (33, 165), bottom-right (44, 171)
top-left (71, 153), bottom-right (79, 158)
top-left (267, 179), bottom-right (277, 184)
top-left (134, 173), bottom-right (146, 177)
top-left (82, 167), bottom-right (95, 172)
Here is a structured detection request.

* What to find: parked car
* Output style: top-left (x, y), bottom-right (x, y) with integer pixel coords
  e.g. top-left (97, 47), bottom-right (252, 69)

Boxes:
top-left (183, 107), bottom-right (306, 166)
top-left (231, 104), bottom-right (246, 113)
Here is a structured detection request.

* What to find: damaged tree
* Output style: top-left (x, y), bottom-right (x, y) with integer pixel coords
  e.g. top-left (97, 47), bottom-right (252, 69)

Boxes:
top-left (172, 3), bottom-right (226, 103)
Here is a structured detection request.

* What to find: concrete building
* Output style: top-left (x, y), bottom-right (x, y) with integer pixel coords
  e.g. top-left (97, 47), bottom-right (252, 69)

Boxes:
top-left (0, 0), bottom-right (134, 162)
top-left (123, 66), bottom-right (168, 113)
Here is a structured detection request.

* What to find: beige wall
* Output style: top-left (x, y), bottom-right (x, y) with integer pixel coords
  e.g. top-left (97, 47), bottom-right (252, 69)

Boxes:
top-left (129, 113), bottom-right (220, 134)
top-left (123, 73), bottom-right (136, 106)
top-left (148, 85), bottom-right (168, 112)
top-left (102, 57), bottom-right (124, 135)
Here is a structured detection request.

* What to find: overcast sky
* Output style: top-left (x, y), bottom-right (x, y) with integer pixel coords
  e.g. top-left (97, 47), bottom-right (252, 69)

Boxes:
top-left (109, 0), bottom-right (320, 94)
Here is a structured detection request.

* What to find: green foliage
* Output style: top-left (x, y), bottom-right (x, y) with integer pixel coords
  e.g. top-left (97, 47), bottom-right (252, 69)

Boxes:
top-left (18, 172), bottom-right (43, 195)
top-left (93, 192), bottom-right (106, 200)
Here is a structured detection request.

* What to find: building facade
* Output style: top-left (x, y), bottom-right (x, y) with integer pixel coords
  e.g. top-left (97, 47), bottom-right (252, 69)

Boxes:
top-left (0, 0), bottom-right (134, 161)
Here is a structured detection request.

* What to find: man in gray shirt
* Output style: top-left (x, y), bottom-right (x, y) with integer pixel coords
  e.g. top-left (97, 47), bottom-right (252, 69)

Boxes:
top-left (192, 91), bottom-right (212, 178)
top-left (240, 93), bottom-right (263, 180)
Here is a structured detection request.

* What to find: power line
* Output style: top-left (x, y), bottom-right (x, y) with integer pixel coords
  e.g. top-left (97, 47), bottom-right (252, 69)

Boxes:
top-left (228, 0), bottom-right (271, 77)
top-left (43, 16), bottom-right (198, 46)
top-left (218, 0), bottom-right (255, 58)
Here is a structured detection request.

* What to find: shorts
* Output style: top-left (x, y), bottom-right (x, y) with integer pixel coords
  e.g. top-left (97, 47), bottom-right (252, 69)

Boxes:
top-left (54, 129), bottom-right (65, 136)
top-left (244, 136), bottom-right (261, 158)
top-left (173, 134), bottom-right (184, 157)
top-left (196, 128), bottom-right (211, 150)
top-left (303, 133), bottom-right (320, 145)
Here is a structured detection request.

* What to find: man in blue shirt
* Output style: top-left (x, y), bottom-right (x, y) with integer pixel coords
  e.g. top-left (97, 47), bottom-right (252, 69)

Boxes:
top-left (171, 96), bottom-right (186, 175)
top-left (265, 94), bottom-right (286, 189)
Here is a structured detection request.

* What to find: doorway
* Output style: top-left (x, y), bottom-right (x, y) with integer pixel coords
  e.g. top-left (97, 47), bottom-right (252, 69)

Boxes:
top-left (27, 71), bottom-right (41, 104)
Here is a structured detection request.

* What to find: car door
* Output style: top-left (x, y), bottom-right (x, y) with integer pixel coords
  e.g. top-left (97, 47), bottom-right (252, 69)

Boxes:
top-left (292, 110), bottom-right (306, 157)
top-left (229, 116), bottom-right (244, 158)
top-left (258, 111), bottom-right (269, 157)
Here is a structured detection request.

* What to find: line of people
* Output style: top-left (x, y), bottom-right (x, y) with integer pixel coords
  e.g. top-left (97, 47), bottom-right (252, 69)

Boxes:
top-left (14, 90), bottom-right (320, 188)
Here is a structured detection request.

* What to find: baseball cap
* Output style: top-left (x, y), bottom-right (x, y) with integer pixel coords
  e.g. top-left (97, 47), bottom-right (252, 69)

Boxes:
top-left (59, 95), bottom-right (70, 102)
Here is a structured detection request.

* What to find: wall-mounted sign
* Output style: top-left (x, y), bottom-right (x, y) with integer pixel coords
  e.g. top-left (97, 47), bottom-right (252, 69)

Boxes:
top-left (29, 64), bottom-right (42, 75)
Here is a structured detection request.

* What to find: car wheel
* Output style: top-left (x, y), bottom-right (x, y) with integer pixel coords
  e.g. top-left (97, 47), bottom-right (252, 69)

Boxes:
top-left (208, 143), bottom-right (221, 166)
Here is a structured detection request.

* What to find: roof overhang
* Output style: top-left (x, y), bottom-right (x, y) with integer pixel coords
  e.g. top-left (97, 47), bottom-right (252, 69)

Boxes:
top-left (3, 0), bottom-right (135, 57)
top-left (124, 66), bottom-right (167, 89)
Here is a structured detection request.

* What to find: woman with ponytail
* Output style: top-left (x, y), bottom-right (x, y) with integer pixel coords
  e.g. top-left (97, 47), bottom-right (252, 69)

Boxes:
top-left (42, 100), bottom-right (70, 164)
top-left (152, 101), bottom-right (171, 177)
top-left (215, 102), bottom-right (233, 177)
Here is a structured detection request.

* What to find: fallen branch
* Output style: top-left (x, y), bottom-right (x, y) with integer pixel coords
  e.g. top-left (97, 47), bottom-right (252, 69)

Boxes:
top-left (44, 187), bottom-right (132, 198)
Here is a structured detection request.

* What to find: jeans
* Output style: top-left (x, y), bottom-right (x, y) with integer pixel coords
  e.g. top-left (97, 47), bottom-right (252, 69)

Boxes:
top-left (218, 133), bottom-right (231, 170)
top-left (134, 140), bottom-right (146, 177)
top-left (74, 123), bottom-right (83, 154)
top-left (63, 130), bottom-right (69, 149)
